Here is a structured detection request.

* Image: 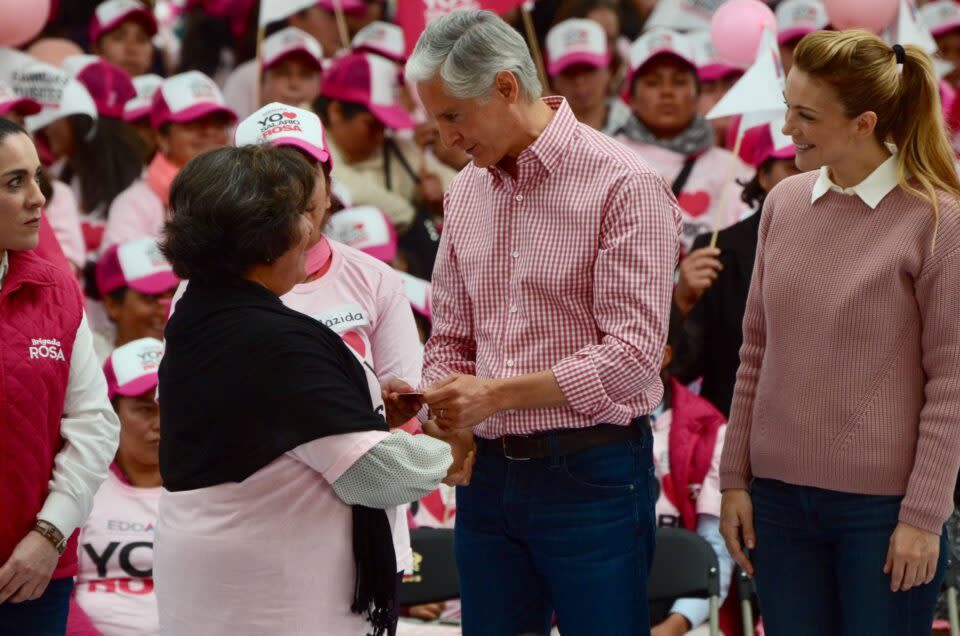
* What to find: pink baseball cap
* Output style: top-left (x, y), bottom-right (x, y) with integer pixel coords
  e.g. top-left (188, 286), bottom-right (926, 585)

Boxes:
top-left (921, 1), bottom-right (960, 38)
top-left (326, 206), bottom-right (398, 263)
top-left (688, 30), bottom-right (741, 83)
top-left (89, 0), bottom-right (158, 45)
top-left (151, 71), bottom-right (237, 128)
top-left (124, 74), bottom-right (163, 123)
top-left (628, 28), bottom-right (697, 80)
top-left (394, 269), bottom-right (432, 320)
top-left (775, 0), bottom-right (829, 45)
top-left (738, 124), bottom-right (795, 169)
top-left (317, 0), bottom-right (366, 15)
top-left (262, 27), bottom-right (323, 72)
top-left (546, 19), bottom-right (611, 77)
top-left (103, 337), bottom-right (164, 400)
top-left (0, 80), bottom-right (41, 118)
top-left (235, 102), bottom-right (332, 167)
top-left (351, 21), bottom-right (407, 64)
top-left (96, 237), bottom-right (179, 297)
top-left (63, 55), bottom-right (136, 120)
top-left (321, 52), bottom-right (414, 130)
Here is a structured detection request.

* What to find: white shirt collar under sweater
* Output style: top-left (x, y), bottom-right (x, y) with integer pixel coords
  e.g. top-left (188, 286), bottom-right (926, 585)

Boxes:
top-left (0, 251), bottom-right (7, 291)
top-left (811, 151), bottom-right (900, 210)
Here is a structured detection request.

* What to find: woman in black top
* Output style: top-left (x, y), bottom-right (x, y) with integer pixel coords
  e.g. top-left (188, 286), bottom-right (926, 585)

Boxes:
top-left (155, 144), bottom-right (473, 636)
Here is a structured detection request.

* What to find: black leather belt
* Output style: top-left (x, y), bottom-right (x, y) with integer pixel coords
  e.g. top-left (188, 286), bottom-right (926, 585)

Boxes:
top-left (475, 417), bottom-right (650, 460)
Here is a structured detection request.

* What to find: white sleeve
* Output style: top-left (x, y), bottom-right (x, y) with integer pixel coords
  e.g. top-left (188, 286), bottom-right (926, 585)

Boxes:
top-left (38, 313), bottom-right (120, 537)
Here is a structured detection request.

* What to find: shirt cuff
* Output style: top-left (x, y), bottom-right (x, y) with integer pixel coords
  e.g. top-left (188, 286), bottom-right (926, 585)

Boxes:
top-left (669, 598), bottom-right (709, 630)
top-left (719, 470), bottom-right (751, 491)
top-left (551, 356), bottom-right (633, 424)
top-left (38, 491), bottom-right (84, 538)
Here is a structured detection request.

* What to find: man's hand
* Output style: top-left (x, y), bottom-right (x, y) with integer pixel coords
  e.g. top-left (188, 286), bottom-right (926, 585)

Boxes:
top-left (675, 247), bottom-right (723, 317)
top-left (0, 530), bottom-right (60, 604)
top-left (381, 377), bottom-right (423, 428)
top-left (423, 374), bottom-right (501, 429)
top-left (884, 522), bottom-right (941, 592)
top-left (423, 421), bottom-right (476, 486)
top-left (651, 613), bottom-right (691, 636)
top-left (408, 602), bottom-right (446, 621)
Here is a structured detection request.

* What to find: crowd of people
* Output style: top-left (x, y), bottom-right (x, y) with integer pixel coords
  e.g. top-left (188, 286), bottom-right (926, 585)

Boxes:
top-left (3, 0), bottom-right (960, 635)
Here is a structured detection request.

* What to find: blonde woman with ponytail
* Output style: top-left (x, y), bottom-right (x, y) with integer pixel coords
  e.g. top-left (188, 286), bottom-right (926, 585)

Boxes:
top-left (717, 29), bottom-right (960, 635)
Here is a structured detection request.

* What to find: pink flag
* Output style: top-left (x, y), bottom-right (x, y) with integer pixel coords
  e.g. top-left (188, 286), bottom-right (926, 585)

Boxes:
top-left (398, 0), bottom-right (527, 56)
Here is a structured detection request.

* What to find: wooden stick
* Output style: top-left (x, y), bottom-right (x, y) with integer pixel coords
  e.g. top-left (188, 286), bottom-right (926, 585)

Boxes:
top-left (254, 25), bottom-right (265, 108)
top-left (708, 128), bottom-right (745, 248)
top-left (332, 0), bottom-right (351, 53)
top-left (520, 3), bottom-right (549, 95)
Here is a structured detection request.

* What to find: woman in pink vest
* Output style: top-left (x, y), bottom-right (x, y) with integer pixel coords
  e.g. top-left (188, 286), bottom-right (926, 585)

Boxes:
top-left (0, 119), bottom-right (120, 633)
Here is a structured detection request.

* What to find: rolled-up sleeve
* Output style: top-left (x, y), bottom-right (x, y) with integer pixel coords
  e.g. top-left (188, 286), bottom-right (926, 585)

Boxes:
top-left (552, 173), bottom-right (681, 423)
top-left (39, 313), bottom-right (120, 537)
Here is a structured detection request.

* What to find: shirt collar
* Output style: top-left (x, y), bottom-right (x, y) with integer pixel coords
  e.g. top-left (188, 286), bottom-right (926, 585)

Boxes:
top-left (0, 251), bottom-right (7, 292)
top-left (488, 96), bottom-right (578, 182)
top-left (811, 151), bottom-right (899, 209)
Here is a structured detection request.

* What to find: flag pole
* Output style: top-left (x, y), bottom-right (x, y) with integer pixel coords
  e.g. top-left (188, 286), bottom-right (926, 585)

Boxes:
top-left (708, 127), bottom-right (745, 248)
top-left (520, 2), bottom-right (549, 94)
top-left (332, 0), bottom-right (351, 52)
top-left (254, 24), bottom-right (265, 108)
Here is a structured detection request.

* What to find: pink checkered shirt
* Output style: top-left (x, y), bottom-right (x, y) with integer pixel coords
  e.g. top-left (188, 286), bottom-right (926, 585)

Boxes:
top-left (422, 97), bottom-right (681, 439)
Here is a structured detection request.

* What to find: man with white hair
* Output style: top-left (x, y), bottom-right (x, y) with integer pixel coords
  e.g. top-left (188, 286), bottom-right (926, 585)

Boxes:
top-left (405, 10), bottom-right (682, 635)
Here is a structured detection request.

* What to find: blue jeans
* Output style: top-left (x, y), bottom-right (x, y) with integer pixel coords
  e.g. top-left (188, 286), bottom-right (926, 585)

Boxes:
top-left (0, 576), bottom-right (73, 635)
top-left (751, 478), bottom-right (947, 636)
top-left (455, 422), bottom-right (656, 636)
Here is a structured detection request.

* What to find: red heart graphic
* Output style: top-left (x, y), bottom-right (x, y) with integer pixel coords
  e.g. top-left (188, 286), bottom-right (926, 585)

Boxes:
top-left (282, 112), bottom-right (297, 119)
top-left (341, 331), bottom-right (366, 358)
top-left (677, 191), bottom-right (711, 218)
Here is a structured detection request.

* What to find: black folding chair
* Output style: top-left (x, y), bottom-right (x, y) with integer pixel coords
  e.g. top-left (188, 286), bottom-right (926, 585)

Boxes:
top-left (648, 527), bottom-right (721, 636)
top-left (736, 568), bottom-right (756, 636)
top-left (397, 528), bottom-right (460, 606)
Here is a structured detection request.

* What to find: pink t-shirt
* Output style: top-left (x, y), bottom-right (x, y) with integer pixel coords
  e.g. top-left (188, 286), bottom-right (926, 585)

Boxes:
top-left (154, 431), bottom-right (391, 636)
top-left (75, 470), bottom-right (161, 636)
top-left (282, 240), bottom-right (424, 572)
top-left (46, 180), bottom-right (86, 270)
top-left (651, 408), bottom-right (725, 527)
top-left (101, 179), bottom-right (165, 254)
top-left (615, 140), bottom-right (754, 255)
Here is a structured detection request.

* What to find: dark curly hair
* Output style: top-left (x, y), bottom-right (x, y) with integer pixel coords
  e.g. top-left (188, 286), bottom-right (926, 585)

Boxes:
top-left (160, 145), bottom-right (316, 284)
top-left (739, 157), bottom-right (775, 211)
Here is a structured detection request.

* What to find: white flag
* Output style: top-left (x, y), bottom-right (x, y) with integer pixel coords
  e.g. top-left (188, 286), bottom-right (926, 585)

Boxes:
top-left (259, 0), bottom-right (318, 28)
top-left (884, 0), bottom-right (937, 55)
top-left (706, 28), bottom-right (786, 121)
top-left (0, 47), bottom-right (97, 134)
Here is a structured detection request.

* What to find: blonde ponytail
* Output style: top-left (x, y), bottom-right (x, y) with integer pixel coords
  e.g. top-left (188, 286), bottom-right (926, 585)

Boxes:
top-left (794, 30), bottom-right (960, 249)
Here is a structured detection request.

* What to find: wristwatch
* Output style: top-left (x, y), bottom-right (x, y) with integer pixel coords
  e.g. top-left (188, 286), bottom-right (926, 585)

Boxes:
top-left (32, 519), bottom-right (67, 555)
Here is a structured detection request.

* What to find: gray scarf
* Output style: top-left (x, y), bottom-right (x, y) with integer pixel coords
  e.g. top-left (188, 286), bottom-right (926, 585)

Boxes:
top-left (619, 113), bottom-right (716, 157)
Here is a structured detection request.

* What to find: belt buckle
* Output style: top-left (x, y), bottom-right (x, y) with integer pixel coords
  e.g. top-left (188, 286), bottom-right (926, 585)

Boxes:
top-left (502, 437), bottom-right (530, 461)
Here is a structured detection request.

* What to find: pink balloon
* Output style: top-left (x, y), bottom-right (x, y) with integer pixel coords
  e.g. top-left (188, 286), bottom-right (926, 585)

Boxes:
top-left (823, 0), bottom-right (899, 33)
top-left (710, 0), bottom-right (778, 69)
top-left (0, 0), bottom-right (51, 47)
top-left (27, 38), bottom-right (84, 68)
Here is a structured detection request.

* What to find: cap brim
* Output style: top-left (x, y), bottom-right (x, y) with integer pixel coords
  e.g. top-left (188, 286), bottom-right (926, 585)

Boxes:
top-left (635, 50), bottom-right (698, 76)
top-left (778, 27), bottom-right (815, 45)
top-left (274, 137), bottom-right (332, 168)
top-left (368, 104), bottom-right (415, 130)
top-left (169, 103), bottom-right (238, 125)
top-left (123, 105), bottom-right (151, 123)
top-left (698, 64), bottom-right (741, 83)
top-left (932, 22), bottom-right (960, 37)
top-left (549, 52), bottom-right (611, 77)
top-left (263, 49), bottom-right (323, 72)
top-left (96, 9), bottom-right (159, 41)
top-left (128, 271), bottom-right (179, 295)
top-left (113, 372), bottom-right (159, 398)
top-left (0, 98), bottom-right (42, 117)
top-left (354, 45), bottom-right (406, 65)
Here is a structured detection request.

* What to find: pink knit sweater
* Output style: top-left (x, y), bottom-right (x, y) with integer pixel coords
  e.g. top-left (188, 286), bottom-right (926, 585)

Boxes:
top-left (719, 171), bottom-right (960, 534)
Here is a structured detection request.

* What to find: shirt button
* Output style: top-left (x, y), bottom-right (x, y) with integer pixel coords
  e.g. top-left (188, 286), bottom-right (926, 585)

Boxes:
top-left (511, 251), bottom-right (520, 259)
top-left (509, 305), bottom-right (518, 313)
top-left (506, 359), bottom-right (515, 368)
top-left (515, 194), bottom-right (523, 202)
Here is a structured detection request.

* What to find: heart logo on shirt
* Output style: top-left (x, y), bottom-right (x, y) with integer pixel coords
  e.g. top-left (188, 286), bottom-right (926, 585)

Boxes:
top-left (341, 331), bottom-right (366, 358)
top-left (283, 111), bottom-right (298, 120)
top-left (677, 191), bottom-right (711, 218)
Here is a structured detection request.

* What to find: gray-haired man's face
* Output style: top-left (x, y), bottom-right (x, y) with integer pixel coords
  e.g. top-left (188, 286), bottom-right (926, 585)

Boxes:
top-left (414, 74), bottom-right (519, 169)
